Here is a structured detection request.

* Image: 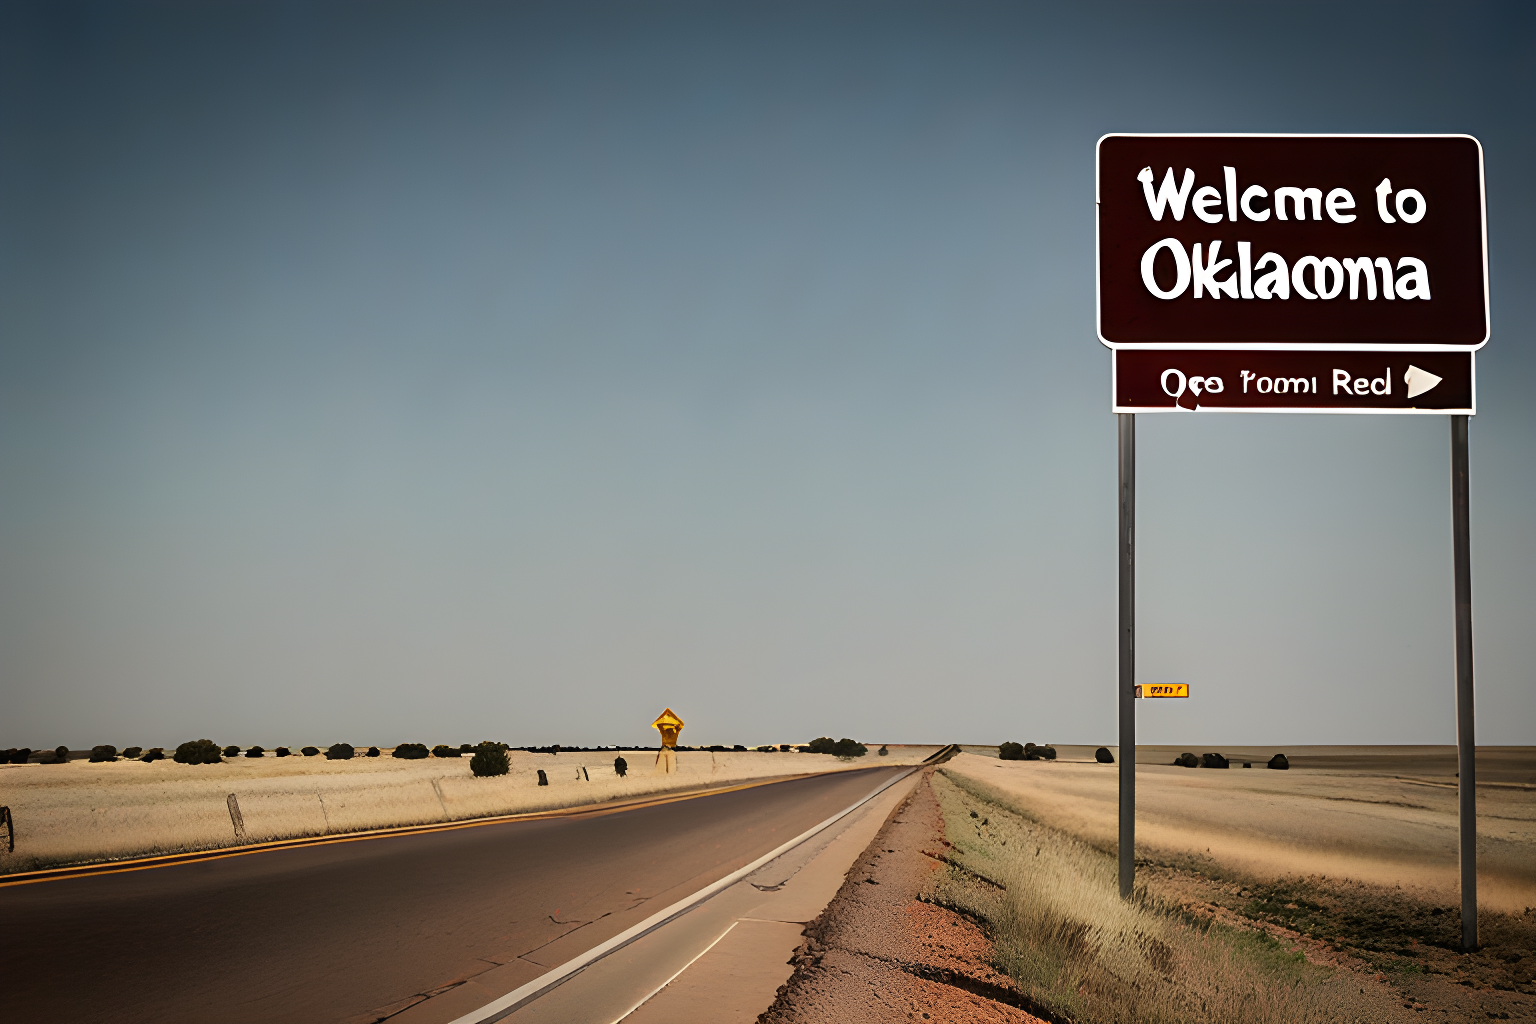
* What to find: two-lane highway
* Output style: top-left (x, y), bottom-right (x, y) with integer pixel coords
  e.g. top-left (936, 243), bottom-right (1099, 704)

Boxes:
top-left (1, 766), bottom-right (908, 1023)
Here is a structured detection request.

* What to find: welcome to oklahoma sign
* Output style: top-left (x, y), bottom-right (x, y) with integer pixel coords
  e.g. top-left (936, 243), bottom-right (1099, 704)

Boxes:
top-left (1097, 135), bottom-right (1487, 413)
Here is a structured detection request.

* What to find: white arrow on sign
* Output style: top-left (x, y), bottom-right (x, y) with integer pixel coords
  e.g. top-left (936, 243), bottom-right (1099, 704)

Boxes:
top-left (1404, 365), bottom-right (1443, 399)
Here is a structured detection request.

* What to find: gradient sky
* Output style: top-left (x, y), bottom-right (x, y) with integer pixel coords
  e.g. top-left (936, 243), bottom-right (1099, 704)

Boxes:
top-left (1, 1), bottom-right (1532, 750)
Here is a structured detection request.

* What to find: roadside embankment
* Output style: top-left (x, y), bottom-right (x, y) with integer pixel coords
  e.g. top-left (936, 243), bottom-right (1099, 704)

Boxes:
top-left (0, 746), bottom-right (938, 875)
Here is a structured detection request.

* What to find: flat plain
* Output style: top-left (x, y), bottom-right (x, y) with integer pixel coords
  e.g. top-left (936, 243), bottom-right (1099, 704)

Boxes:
top-left (932, 746), bottom-right (1536, 1023)
top-left (945, 745), bottom-right (1536, 911)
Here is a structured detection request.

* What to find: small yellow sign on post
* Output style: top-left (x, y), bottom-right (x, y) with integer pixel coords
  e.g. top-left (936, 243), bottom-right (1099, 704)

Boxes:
top-left (1135, 683), bottom-right (1189, 698)
top-left (653, 708), bottom-right (684, 773)
top-left (652, 708), bottom-right (684, 746)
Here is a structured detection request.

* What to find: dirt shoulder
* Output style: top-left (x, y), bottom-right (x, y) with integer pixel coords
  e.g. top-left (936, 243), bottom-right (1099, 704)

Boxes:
top-left (760, 768), bottom-right (1048, 1024)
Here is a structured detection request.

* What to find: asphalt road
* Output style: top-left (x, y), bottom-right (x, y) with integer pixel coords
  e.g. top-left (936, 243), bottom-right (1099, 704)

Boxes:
top-left (0, 765), bottom-right (906, 1024)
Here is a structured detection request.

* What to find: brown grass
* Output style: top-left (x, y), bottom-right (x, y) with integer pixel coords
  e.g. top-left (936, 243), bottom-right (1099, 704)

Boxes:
top-left (930, 770), bottom-right (1420, 1024)
top-left (941, 751), bottom-right (1536, 912)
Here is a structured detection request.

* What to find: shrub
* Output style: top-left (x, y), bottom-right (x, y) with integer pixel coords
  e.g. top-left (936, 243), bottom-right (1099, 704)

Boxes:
top-left (999, 741), bottom-right (1025, 761)
top-left (779, 744), bottom-right (792, 752)
top-left (175, 739), bottom-right (223, 765)
top-left (366, 746), bottom-right (380, 757)
top-left (122, 746), bottom-right (143, 759)
top-left (536, 768), bottom-right (548, 786)
top-left (325, 743), bottom-right (354, 760)
top-left (1036, 745), bottom-right (1057, 760)
top-left (614, 756), bottom-right (628, 777)
top-left (88, 744), bottom-right (118, 762)
top-left (301, 746), bottom-right (319, 756)
top-left (1095, 746), bottom-right (1115, 763)
top-left (1173, 751), bottom-right (1199, 768)
top-left (1268, 753), bottom-right (1290, 770)
top-left (221, 745), bottom-right (240, 757)
top-left (470, 742), bottom-right (510, 777)
top-left (806, 737), bottom-right (836, 754)
top-left (140, 747), bottom-right (164, 762)
top-left (393, 743), bottom-right (430, 759)
top-left (245, 746), bottom-right (265, 758)
top-left (8, 747), bottom-right (32, 764)
top-left (733, 744), bottom-right (746, 751)
top-left (1201, 752), bottom-right (1229, 769)
top-left (878, 745), bottom-right (889, 756)
top-left (431, 744), bottom-right (461, 758)
top-left (832, 738), bottom-right (867, 758)
top-left (41, 744), bottom-right (69, 764)
top-left (755, 745), bottom-right (773, 752)
top-left (708, 744), bottom-right (725, 752)
top-left (274, 747), bottom-right (291, 757)
top-left (459, 743), bottom-right (473, 753)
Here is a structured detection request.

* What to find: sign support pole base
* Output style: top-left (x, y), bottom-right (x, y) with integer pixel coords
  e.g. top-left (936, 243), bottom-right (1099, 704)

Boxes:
top-left (1452, 415), bottom-right (1477, 952)
top-left (1118, 413), bottom-right (1135, 900)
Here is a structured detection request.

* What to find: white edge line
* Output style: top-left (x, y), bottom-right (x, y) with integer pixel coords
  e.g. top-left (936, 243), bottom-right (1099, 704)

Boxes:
top-left (445, 764), bottom-right (922, 1024)
top-left (607, 920), bottom-right (740, 1024)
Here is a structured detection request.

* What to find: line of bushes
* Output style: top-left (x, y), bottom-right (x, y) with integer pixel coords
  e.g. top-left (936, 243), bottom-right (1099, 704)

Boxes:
top-left (5, 746), bottom-right (77, 764)
top-left (6, 739), bottom-right (861, 770)
top-left (1172, 751), bottom-right (1289, 769)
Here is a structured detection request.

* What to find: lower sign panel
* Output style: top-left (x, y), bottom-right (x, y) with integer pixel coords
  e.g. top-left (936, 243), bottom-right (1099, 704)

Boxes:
top-left (1114, 350), bottom-right (1473, 414)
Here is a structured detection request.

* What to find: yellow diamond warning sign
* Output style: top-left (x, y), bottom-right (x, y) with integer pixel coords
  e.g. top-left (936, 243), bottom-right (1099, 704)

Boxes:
top-left (1135, 683), bottom-right (1189, 699)
top-left (652, 708), bottom-right (685, 747)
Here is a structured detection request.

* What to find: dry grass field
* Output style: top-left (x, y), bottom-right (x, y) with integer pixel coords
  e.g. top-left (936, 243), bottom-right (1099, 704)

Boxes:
top-left (930, 772), bottom-right (1420, 1024)
top-left (0, 745), bottom-right (937, 875)
top-left (946, 747), bottom-right (1536, 912)
top-left (932, 747), bottom-right (1536, 1023)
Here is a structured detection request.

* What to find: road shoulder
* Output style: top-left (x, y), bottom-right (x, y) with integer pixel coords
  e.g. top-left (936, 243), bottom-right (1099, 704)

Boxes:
top-left (759, 768), bottom-right (1047, 1024)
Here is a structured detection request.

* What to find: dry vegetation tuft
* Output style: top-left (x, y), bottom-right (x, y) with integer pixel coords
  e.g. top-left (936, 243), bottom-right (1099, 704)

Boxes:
top-left (930, 770), bottom-right (1418, 1024)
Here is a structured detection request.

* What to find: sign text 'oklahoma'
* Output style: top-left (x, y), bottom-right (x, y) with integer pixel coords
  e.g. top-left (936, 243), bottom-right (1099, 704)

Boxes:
top-left (1097, 135), bottom-right (1487, 350)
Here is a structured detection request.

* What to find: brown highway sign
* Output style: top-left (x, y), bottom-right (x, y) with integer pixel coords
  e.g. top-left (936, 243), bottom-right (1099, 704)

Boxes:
top-left (1097, 134), bottom-right (1487, 355)
top-left (1114, 349), bottom-right (1473, 414)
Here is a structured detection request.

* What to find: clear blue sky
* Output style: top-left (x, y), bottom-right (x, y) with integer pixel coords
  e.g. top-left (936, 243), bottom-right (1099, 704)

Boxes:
top-left (1, 1), bottom-right (1531, 749)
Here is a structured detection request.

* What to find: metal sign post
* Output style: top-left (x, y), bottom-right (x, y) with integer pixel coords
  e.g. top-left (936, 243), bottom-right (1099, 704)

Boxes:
top-left (1452, 415), bottom-right (1477, 951)
top-left (1117, 412), bottom-right (1135, 900)
top-left (1096, 134), bottom-right (1488, 950)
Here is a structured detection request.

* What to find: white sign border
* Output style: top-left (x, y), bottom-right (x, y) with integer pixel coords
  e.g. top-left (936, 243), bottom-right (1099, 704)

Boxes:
top-left (1095, 133), bottom-right (1490, 354)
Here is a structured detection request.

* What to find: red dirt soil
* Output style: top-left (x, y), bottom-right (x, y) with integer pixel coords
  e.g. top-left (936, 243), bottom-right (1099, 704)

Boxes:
top-left (760, 769), bottom-right (1047, 1024)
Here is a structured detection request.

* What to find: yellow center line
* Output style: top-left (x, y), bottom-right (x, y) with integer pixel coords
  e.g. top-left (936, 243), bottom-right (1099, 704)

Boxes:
top-left (0, 769), bottom-right (881, 888)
